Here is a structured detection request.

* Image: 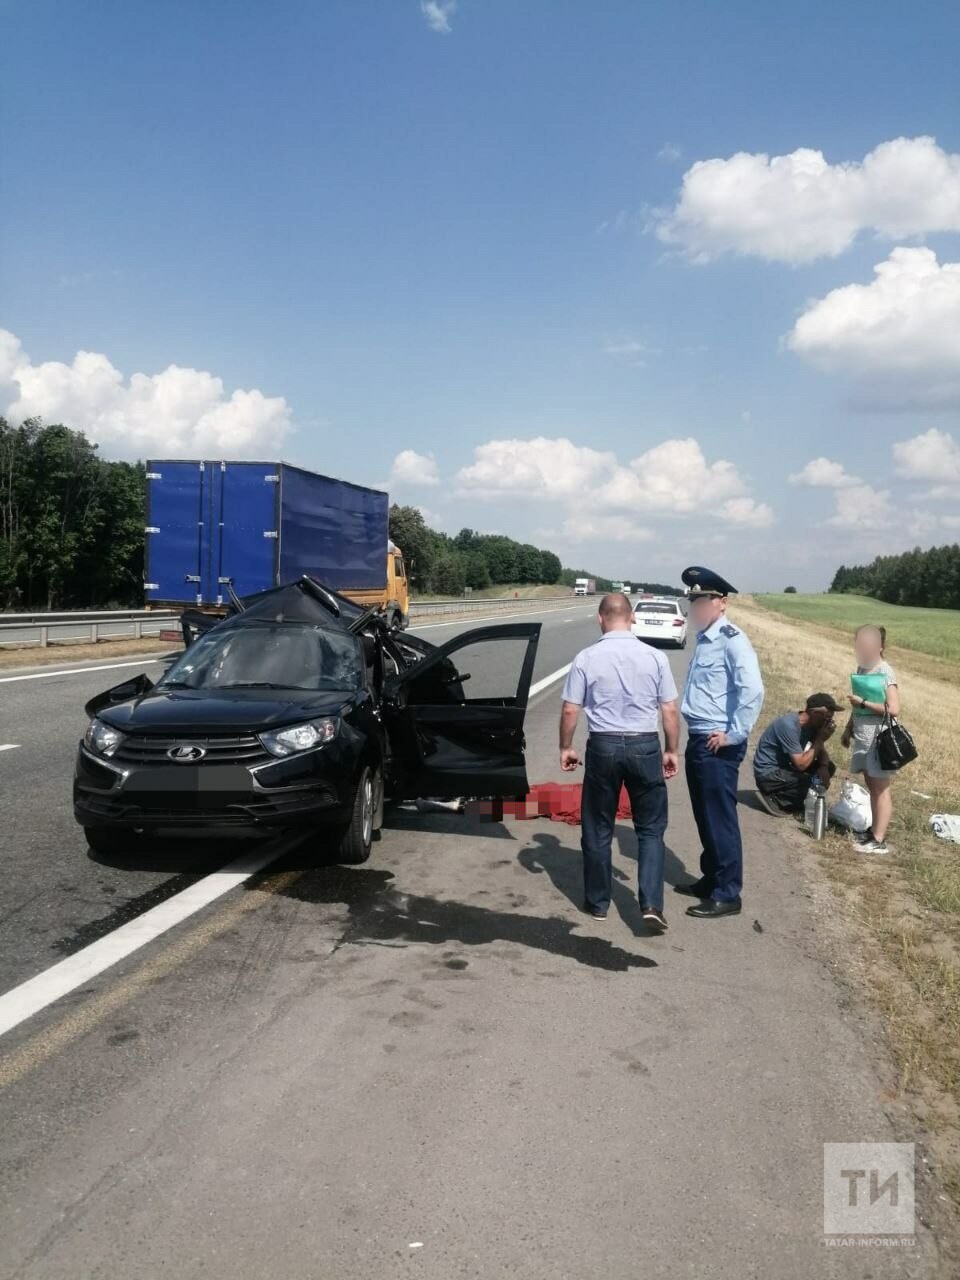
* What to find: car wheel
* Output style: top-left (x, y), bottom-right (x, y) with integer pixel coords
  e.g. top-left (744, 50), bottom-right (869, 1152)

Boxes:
top-left (83, 825), bottom-right (138, 856)
top-left (337, 765), bottom-right (377, 864)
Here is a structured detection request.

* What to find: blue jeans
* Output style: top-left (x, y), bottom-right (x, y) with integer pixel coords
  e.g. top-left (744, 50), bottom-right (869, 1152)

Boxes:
top-left (685, 734), bottom-right (748, 902)
top-left (581, 732), bottom-right (668, 913)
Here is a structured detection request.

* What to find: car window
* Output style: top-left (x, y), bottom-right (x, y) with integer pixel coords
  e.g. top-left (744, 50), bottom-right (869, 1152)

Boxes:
top-left (635, 602), bottom-right (678, 615)
top-left (405, 635), bottom-right (532, 707)
top-left (159, 623), bottom-right (363, 692)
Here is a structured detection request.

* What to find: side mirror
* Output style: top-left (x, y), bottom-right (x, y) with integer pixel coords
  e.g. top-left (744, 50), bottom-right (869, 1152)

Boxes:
top-left (84, 673), bottom-right (154, 718)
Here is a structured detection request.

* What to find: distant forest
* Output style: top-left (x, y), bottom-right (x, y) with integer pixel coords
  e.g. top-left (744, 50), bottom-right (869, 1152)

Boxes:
top-left (830, 545), bottom-right (960, 610)
top-left (0, 419), bottom-right (637, 610)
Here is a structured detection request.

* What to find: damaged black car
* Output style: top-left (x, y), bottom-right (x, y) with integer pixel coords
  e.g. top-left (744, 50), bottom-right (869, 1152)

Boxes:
top-left (74, 577), bottom-right (541, 864)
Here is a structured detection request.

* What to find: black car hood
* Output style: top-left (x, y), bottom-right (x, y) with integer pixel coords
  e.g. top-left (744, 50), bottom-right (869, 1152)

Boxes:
top-left (97, 687), bottom-right (356, 735)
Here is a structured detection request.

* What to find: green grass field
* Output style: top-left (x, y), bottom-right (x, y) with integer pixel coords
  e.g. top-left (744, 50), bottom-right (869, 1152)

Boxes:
top-left (752, 592), bottom-right (960, 665)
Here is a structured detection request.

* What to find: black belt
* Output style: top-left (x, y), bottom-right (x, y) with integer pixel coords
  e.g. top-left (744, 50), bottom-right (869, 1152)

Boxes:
top-left (588, 731), bottom-right (658, 738)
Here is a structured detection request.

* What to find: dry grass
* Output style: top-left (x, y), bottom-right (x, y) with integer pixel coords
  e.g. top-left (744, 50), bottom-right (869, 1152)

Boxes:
top-left (0, 638), bottom-right (179, 670)
top-left (732, 596), bottom-right (960, 1217)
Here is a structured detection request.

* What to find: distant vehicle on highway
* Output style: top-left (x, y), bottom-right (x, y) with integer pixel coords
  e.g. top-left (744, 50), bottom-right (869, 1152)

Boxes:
top-left (75, 577), bottom-right (541, 863)
top-left (631, 598), bottom-right (688, 649)
top-left (573, 577), bottom-right (596, 596)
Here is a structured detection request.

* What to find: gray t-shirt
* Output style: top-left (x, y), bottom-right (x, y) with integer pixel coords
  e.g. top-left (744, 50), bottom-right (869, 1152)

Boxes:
top-left (753, 711), bottom-right (809, 777)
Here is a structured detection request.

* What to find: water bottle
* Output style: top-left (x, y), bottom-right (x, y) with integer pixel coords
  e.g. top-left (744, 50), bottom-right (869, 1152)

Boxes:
top-left (804, 779), bottom-right (827, 840)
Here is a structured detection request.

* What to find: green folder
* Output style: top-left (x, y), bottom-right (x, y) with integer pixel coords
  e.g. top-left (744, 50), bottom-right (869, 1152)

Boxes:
top-left (851, 672), bottom-right (887, 715)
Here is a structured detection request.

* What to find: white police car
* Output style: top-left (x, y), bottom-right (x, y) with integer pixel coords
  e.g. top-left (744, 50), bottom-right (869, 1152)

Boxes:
top-left (630, 597), bottom-right (688, 648)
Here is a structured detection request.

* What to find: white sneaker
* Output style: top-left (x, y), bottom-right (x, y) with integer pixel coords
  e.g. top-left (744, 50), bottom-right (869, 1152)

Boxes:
top-left (858, 837), bottom-right (891, 855)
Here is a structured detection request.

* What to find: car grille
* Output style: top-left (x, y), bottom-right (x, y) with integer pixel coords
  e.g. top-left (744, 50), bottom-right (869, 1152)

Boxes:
top-left (113, 733), bottom-right (271, 766)
top-left (78, 786), bottom-right (340, 824)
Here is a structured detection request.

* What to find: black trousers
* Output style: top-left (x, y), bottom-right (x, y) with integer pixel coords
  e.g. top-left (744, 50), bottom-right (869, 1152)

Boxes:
top-left (755, 759), bottom-right (836, 813)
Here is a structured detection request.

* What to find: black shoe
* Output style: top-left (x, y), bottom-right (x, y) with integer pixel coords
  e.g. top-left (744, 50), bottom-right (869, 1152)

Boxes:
top-left (673, 879), bottom-right (712, 898)
top-left (585, 905), bottom-right (608, 920)
top-left (755, 787), bottom-right (789, 817)
top-left (686, 897), bottom-right (742, 919)
top-left (641, 905), bottom-right (667, 931)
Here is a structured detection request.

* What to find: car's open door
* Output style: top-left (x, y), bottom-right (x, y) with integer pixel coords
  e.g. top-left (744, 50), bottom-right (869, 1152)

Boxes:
top-left (383, 622), bottom-right (541, 799)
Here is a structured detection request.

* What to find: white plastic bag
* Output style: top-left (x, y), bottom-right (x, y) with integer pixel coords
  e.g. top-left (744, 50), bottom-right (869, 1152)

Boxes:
top-left (929, 814), bottom-right (960, 844)
top-left (828, 779), bottom-right (872, 833)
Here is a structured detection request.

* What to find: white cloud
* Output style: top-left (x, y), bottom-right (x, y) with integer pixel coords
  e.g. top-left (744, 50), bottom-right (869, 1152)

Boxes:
top-left (786, 248), bottom-right (960, 409)
top-left (597, 437), bottom-right (744, 513)
top-left (390, 448), bottom-right (440, 486)
top-left (657, 143), bottom-right (682, 163)
top-left (453, 433), bottom-right (769, 532)
top-left (824, 484), bottom-right (893, 530)
top-left (789, 457), bottom-right (862, 488)
top-left (603, 339), bottom-right (654, 366)
top-left (562, 515), bottom-right (656, 543)
top-left (420, 0), bottom-right (455, 33)
top-left (455, 436), bottom-right (617, 500)
top-left (892, 428), bottom-right (960, 483)
top-left (0, 328), bottom-right (291, 459)
top-left (719, 497), bottom-right (775, 528)
top-left (655, 136), bottom-right (960, 264)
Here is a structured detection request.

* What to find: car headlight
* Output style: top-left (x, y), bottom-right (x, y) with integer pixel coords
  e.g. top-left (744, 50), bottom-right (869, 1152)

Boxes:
top-left (84, 718), bottom-right (126, 757)
top-left (259, 717), bottom-right (338, 758)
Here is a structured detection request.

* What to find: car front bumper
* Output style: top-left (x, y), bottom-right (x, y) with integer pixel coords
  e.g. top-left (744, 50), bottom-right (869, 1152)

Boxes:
top-left (73, 742), bottom-right (356, 831)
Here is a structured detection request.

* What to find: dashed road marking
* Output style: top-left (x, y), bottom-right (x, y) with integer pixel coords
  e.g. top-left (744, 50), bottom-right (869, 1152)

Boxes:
top-left (0, 744), bottom-right (20, 752)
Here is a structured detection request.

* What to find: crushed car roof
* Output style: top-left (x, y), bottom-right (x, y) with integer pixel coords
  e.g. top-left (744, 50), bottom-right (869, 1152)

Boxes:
top-left (221, 577), bottom-right (368, 631)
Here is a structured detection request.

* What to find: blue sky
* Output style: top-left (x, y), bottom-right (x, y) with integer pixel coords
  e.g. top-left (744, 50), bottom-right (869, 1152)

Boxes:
top-left (2, 0), bottom-right (960, 589)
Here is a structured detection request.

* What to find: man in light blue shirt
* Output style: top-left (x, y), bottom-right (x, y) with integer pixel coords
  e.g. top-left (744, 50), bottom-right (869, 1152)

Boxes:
top-left (559, 593), bottom-right (680, 928)
top-left (676, 566), bottom-right (764, 919)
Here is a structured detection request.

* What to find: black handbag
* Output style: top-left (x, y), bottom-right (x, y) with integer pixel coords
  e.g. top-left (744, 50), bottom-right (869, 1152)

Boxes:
top-left (875, 710), bottom-right (918, 771)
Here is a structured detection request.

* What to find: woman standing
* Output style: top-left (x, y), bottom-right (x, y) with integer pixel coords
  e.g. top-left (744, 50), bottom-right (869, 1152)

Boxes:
top-left (840, 624), bottom-right (900, 854)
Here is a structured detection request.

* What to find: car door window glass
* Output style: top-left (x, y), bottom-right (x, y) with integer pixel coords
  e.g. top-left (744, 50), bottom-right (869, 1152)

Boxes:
top-left (405, 636), bottom-right (531, 706)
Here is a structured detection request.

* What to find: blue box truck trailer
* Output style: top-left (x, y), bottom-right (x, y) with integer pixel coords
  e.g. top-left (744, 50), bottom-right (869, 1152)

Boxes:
top-left (144, 459), bottom-right (410, 626)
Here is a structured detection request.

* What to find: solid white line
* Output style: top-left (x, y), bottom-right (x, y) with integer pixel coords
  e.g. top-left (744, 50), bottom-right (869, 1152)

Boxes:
top-left (528, 662), bottom-right (572, 699)
top-left (0, 836), bottom-right (303, 1041)
top-left (0, 744), bottom-right (21, 752)
top-left (0, 658), bottom-right (163, 685)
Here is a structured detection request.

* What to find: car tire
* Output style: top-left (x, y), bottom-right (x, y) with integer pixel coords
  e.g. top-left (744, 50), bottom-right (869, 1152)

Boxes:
top-left (337, 765), bottom-right (377, 864)
top-left (83, 825), bottom-right (137, 856)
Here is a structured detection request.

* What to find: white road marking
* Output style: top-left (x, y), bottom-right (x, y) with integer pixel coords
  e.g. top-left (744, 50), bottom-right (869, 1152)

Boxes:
top-left (0, 834), bottom-right (305, 1041)
top-left (528, 663), bottom-right (572, 698)
top-left (0, 744), bottom-right (21, 752)
top-left (0, 658), bottom-right (163, 685)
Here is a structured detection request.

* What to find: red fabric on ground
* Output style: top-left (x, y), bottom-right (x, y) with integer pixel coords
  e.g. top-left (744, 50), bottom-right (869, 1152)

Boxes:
top-left (501, 781), bottom-right (633, 826)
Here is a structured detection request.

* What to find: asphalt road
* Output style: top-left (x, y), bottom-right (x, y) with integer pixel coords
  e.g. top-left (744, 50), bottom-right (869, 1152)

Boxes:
top-left (0, 605), bottom-right (944, 1277)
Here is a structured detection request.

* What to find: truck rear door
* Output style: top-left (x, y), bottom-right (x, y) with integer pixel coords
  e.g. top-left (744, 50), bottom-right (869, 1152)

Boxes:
top-left (216, 462), bottom-right (280, 601)
top-left (145, 461), bottom-right (208, 605)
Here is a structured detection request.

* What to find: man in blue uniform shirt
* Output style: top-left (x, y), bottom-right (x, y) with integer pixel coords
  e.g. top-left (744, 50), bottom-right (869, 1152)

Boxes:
top-left (676, 566), bottom-right (764, 919)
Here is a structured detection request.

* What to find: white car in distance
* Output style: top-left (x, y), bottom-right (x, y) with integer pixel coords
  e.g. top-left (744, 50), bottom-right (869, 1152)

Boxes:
top-left (631, 598), bottom-right (688, 648)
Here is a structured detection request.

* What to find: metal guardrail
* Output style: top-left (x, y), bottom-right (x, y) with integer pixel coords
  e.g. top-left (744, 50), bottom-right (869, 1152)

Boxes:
top-left (0, 593), bottom-right (584, 649)
top-left (0, 614), bottom-right (180, 649)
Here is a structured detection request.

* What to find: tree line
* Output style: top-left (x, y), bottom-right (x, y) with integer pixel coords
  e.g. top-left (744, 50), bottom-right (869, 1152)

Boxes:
top-left (830, 544), bottom-right (960, 610)
top-left (1, 418), bottom-right (145, 610)
top-left (388, 505), bottom-right (605, 596)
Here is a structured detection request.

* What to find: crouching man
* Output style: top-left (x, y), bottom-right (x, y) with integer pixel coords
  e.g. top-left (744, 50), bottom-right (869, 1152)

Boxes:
top-left (752, 693), bottom-right (842, 816)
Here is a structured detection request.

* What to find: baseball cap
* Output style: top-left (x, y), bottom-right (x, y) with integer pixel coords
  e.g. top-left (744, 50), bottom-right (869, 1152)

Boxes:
top-left (805, 692), bottom-right (843, 714)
